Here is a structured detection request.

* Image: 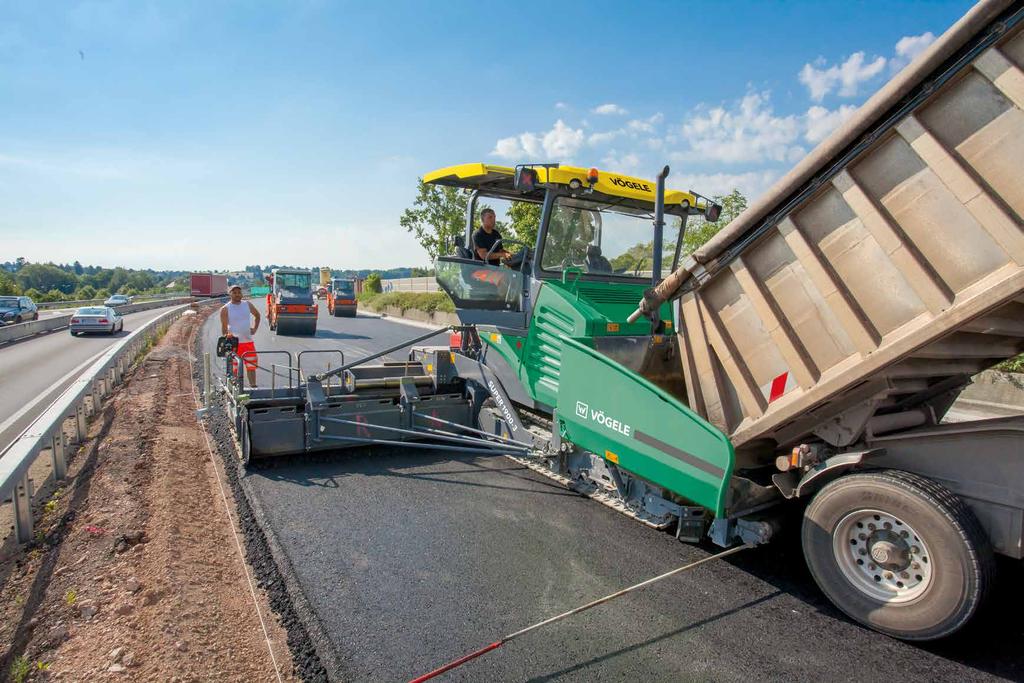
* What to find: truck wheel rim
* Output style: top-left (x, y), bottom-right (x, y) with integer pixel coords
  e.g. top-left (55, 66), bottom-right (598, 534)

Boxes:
top-left (832, 509), bottom-right (933, 603)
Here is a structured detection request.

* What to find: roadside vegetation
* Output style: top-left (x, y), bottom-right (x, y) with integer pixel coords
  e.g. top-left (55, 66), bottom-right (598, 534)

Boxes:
top-left (0, 259), bottom-right (188, 302)
top-left (358, 291), bottom-right (455, 316)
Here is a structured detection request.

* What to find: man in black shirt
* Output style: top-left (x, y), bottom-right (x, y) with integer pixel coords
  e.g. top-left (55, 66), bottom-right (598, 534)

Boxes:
top-left (472, 208), bottom-right (512, 265)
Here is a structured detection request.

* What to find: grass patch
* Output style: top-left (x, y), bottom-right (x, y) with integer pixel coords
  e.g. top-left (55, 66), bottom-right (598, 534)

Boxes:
top-left (9, 656), bottom-right (30, 683)
top-left (996, 353), bottom-right (1023, 373)
top-left (358, 291), bottom-right (455, 316)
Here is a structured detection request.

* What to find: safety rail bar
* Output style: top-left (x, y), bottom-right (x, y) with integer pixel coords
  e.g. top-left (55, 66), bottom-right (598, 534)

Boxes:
top-left (0, 303), bottom-right (193, 544)
top-left (297, 350), bottom-right (345, 390)
top-left (230, 350), bottom-right (296, 392)
top-left (35, 292), bottom-right (186, 310)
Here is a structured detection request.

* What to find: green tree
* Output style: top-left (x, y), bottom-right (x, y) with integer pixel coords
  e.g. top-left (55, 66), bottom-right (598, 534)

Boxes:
top-left (15, 263), bottom-right (78, 294)
top-left (42, 288), bottom-right (66, 302)
top-left (127, 271), bottom-right (155, 291)
top-left (399, 179), bottom-right (470, 260)
top-left (107, 267), bottom-right (129, 293)
top-left (76, 284), bottom-right (97, 300)
top-left (23, 287), bottom-right (43, 301)
top-left (682, 189), bottom-right (748, 255)
top-left (365, 273), bottom-right (383, 294)
top-left (507, 202), bottom-right (542, 249)
top-left (0, 271), bottom-right (20, 295)
top-left (73, 260), bottom-right (84, 276)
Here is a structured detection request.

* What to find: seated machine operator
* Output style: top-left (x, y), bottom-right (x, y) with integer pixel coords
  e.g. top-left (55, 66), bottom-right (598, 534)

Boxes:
top-left (473, 208), bottom-right (513, 265)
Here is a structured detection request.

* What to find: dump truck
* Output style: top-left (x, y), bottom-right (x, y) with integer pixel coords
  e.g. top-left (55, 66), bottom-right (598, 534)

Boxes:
top-left (317, 267), bottom-right (332, 299)
top-left (265, 268), bottom-right (318, 335)
top-left (327, 277), bottom-right (358, 317)
top-left (222, 0), bottom-right (1023, 642)
top-left (190, 272), bottom-right (228, 297)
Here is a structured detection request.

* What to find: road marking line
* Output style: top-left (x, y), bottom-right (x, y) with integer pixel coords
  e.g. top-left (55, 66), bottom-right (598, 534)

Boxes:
top-left (0, 346), bottom-right (109, 443)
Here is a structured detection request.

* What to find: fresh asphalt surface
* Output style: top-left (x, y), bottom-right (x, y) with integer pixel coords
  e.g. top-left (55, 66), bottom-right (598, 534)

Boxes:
top-left (202, 300), bottom-right (1023, 682)
top-left (0, 305), bottom-right (182, 453)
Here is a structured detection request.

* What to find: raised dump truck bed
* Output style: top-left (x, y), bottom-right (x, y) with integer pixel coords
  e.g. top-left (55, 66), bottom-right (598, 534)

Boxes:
top-left (612, 0), bottom-right (1024, 639)
top-left (643, 0), bottom-right (1024, 466)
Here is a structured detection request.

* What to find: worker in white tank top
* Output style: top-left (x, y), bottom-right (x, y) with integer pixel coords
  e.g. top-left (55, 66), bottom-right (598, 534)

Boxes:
top-left (219, 285), bottom-right (262, 387)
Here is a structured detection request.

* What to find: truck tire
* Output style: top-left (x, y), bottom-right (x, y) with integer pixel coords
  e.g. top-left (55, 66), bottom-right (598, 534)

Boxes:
top-left (802, 469), bottom-right (994, 641)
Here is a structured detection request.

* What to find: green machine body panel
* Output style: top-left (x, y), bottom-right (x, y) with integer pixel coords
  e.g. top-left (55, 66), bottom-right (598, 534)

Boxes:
top-left (517, 278), bottom-right (672, 408)
top-left (555, 337), bottom-right (734, 516)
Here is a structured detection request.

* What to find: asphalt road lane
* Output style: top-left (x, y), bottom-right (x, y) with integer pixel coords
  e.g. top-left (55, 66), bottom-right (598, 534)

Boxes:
top-left (201, 302), bottom-right (1023, 682)
top-left (0, 306), bottom-right (182, 451)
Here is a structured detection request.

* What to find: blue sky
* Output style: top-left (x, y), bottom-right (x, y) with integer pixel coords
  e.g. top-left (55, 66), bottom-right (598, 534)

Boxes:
top-left (1, 0), bottom-right (975, 271)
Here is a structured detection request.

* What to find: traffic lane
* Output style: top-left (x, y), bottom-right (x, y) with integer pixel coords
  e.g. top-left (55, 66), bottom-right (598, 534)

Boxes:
top-left (0, 306), bottom-right (179, 449)
top-left (202, 299), bottom-right (447, 383)
top-left (243, 449), bottom-right (1018, 682)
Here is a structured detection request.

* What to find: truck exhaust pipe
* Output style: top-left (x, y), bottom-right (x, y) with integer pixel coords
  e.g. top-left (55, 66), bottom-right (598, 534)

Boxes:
top-left (652, 165), bottom-right (669, 287)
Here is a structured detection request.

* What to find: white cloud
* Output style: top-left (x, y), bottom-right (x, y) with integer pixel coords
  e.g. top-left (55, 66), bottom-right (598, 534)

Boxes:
top-left (677, 92), bottom-right (805, 164)
top-left (601, 151), bottom-right (641, 174)
top-left (543, 120), bottom-right (585, 158)
top-left (626, 112), bottom-right (664, 134)
top-left (799, 52), bottom-right (887, 101)
top-left (490, 119), bottom-right (584, 160)
top-left (493, 136), bottom-right (525, 159)
top-left (892, 32), bottom-right (936, 71)
top-left (555, 101), bottom-right (569, 110)
top-left (588, 130), bottom-right (621, 146)
top-left (593, 103), bottom-right (628, 116)
top-left (676, 170), bottom-right (781, 201)
top-left (804, 104), bottom-right (857, 144)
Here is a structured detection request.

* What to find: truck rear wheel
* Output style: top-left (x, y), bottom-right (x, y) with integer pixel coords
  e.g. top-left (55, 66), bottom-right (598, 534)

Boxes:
top-left (802, 469), bottom-right (994, 640)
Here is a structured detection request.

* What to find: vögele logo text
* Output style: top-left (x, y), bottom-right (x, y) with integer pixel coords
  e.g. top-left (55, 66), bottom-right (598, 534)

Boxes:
top-left (609, 177), bottom-right (651, 192)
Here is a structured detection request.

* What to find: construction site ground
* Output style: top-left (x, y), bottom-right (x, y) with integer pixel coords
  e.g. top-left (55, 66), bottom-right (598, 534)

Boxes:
top-left (0, 308), bottom-right (299, 682)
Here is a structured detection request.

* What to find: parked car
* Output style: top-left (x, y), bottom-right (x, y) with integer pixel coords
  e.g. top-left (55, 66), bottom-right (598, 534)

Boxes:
top-left (104, 294), bottom-right (132, 306)
top-left (0, 296), bottom-right (39, 325)
top-left (69, 306), bottom-right (123, 336)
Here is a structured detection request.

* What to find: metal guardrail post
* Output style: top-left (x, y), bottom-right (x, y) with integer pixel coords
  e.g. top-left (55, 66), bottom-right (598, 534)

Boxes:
top-left (51, 432), bottom-right (67, 480)
top-left (13, 473), bottom-right (32, 543)
top-left (75, 403), bottom-right (87, 441)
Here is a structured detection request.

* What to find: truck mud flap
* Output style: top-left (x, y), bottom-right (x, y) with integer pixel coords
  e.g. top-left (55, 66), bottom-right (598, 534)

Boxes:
top-left (556, 336), bottom-right (734, 516)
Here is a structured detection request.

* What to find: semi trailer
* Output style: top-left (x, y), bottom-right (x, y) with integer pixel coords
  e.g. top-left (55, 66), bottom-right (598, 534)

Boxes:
top-left (190, 272), bottom-right (228, 297)
top-left (222, 0), bottom-right (1023, 643)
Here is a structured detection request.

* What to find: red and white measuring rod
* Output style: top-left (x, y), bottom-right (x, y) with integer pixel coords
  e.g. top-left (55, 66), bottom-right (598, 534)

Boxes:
top-left (408, 543), bottom-right (753, 682)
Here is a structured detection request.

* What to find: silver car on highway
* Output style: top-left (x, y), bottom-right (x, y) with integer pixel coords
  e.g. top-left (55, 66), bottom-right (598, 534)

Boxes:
top-left (69, 306), bottom-right (124, 336)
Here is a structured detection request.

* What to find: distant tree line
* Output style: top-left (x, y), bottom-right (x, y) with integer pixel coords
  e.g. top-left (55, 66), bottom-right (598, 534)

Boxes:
top-left (0, 259), bottom-right (189, 302)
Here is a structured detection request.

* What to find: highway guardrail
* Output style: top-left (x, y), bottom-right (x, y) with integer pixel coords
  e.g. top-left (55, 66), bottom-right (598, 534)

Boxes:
top-left (35, 292), bottom-right (185, 310)
top-left (0, 296), bottom-right (196, 345)
top-left (0, 303), bottom-right (193, 544)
